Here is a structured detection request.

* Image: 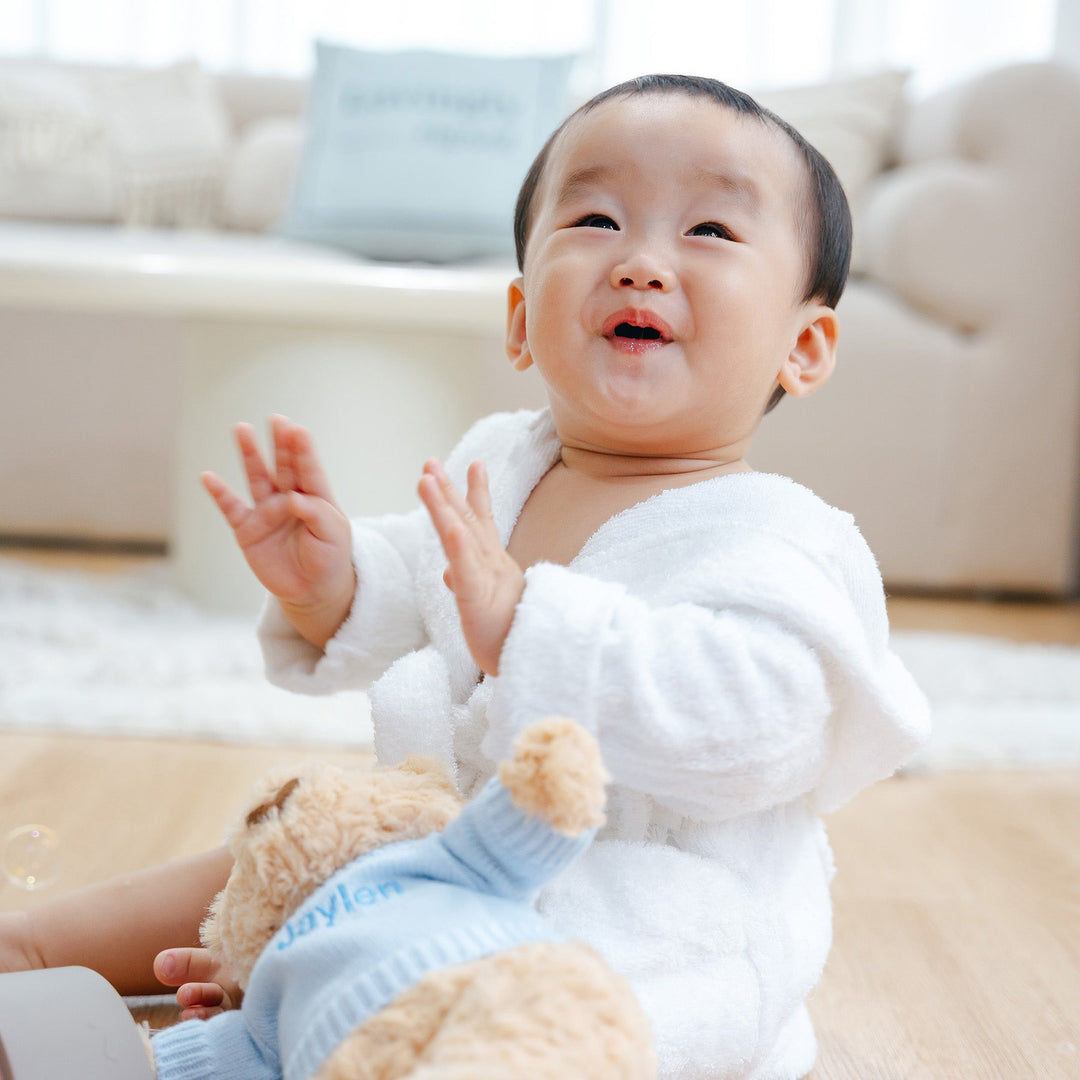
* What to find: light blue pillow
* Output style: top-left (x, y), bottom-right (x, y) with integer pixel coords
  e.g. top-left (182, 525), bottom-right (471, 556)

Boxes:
top-left (281, 42), bottom-right (576, 262)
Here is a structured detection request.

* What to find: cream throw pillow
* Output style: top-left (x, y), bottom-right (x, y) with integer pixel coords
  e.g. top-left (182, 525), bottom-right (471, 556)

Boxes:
top-left (0, 60), bottom-right (230, 228)
top-left (219, 117), bottom-right (304, 232)
top-left (0, 63), bottom-right (117, 221)
top-left (85, 62), bottom-right (230, 228)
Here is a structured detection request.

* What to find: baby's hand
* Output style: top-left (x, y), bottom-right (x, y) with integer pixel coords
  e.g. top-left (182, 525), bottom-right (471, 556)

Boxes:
top-left (154, 947), bottom-right (241, 1021)
top-left (418, 459), bottom-right (525, 676)
top-left (202, 416), bottom-right (356, 648)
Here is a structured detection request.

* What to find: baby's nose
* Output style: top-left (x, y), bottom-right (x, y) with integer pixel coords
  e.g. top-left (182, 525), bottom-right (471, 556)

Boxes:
top-left (610, 252), bottom-right (673, 292)
top-left (619, 273), bottom-right (664, 290)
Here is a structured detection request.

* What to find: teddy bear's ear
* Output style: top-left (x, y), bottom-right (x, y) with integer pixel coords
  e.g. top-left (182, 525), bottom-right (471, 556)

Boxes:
top-left (245, 776), bottom-right (301, 828)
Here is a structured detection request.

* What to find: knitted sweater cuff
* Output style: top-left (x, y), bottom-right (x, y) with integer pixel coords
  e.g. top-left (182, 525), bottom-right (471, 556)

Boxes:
top-left (441, 778), bottom-right (594, 898)
top-left (152, 1013), bottom-right (275, 1080)
top-left (152, 1019), bottom-right (215, 1080)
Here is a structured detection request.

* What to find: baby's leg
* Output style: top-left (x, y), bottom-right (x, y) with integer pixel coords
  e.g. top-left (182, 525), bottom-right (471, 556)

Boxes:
top-left (0, 847), bottom-right (232, 996)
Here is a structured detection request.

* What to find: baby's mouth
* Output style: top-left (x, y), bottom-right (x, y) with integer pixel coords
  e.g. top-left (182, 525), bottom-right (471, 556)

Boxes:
top-left (614, 323), bottom-right (664, 341)
top-left (602, 310), bottom-right (674, 350)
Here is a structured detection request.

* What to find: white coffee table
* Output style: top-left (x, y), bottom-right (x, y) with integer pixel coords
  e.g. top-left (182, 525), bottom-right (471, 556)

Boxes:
top-left (0, 223), bottom-right (542, 612)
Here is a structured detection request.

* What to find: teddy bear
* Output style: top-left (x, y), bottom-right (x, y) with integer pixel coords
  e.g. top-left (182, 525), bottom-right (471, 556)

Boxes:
top-left (149, 716), bottom-right (656, 1080)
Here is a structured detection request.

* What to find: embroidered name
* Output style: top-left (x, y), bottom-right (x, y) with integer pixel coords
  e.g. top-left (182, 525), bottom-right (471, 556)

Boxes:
top-left (277, 880), bottom-right (404, 950)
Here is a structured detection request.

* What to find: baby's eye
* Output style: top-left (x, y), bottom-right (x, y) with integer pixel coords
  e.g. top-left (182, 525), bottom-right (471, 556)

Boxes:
top-left (572, 213), bottom-right (619, 230)
top-left (688, 222), bottom-right (735, 240)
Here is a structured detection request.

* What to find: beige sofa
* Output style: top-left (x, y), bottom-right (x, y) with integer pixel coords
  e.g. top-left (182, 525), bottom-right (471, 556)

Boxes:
top-left (1, 58), bottom-right (1078, 600)
top-left (753, 62), bottom-right (1080, 597)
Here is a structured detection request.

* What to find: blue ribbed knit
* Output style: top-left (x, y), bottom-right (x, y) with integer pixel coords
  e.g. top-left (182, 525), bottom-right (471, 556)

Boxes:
top-left (152, 776), bottom-right (595, 1080)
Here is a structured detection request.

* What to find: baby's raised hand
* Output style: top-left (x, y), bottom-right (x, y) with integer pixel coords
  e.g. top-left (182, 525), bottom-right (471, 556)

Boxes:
top-left (418, 459), bottom-right (525, 676)
top-left (202, 416), bottom-right (355, 648)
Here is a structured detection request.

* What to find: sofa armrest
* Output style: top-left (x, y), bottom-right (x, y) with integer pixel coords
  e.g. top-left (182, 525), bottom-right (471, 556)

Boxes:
top-left (897, 61), bottom-right (1080, 167)
top-left (856, 62), bottom-right (1080, 336)
top-left (858, 160), bottom-right (1008, 332)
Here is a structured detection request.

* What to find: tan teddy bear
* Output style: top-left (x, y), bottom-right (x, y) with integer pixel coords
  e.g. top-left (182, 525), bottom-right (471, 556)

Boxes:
top-left (149, 717), bottom-right (656, 1080)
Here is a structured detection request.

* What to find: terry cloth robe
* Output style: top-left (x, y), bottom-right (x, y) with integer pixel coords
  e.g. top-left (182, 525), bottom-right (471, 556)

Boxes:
top-left (259, 408), bottom-right (931, 1080)
top-left (151, 775), bottom-right (592, 1080)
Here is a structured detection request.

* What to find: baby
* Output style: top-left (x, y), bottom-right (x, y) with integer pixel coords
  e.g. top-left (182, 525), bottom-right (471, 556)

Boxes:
top-left (1, 75), bottom-right (929, 1079)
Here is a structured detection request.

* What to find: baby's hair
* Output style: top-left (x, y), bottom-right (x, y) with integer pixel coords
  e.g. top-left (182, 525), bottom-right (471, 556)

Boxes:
top-left (513, 74), bottom-right (853, 412)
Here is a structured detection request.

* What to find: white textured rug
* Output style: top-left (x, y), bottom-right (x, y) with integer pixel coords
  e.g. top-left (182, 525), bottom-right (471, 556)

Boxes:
top-left (891, 631), bottom-right (1080, 770)
top-left (1, 558), bottom-right (1078, 768)
top-left (0, 558), bottom-right (372, 748)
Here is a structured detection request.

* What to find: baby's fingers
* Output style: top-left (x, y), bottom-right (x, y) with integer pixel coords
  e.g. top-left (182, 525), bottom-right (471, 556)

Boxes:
top-left (271, 415), bottom-right (334, 501)
top-left (287, 491), bottom-right (350, 548)
top-left (155, 947), bottom-right (237, 1019)
top-left (201, 471), bottom-right (251, 531)
top-left (423, 459), bottom-right (475, 522)
top-left (176, 981), bottom-right (229, 1021)
top-left (422, 459), bottom-right (497, 539)
top-left (418, 465), bottom-right (468, 553)
top-left (235, 422), bottom-right (277, 503)
top-left (154, 946), bottom-right (221, 989)
top-left (465, 461), bottom-right (493, 522)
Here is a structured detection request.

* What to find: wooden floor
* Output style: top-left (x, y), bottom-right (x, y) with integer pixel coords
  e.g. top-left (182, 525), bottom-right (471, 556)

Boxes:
top-left (1, 549), bottom-right (1079, 1077)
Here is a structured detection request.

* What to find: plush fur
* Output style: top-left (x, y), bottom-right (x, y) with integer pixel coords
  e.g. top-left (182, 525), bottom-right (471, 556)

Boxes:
top-left (197, 716), bottom-right (655, 1079)
top-left (202, 754), bottom-right (463, 989)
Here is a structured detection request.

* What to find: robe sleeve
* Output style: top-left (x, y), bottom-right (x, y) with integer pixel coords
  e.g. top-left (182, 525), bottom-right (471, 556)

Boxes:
top-left (484, 537), bottom-right (929, 821)
top-left (258, 507), bottom-right (431, 694)
top-left (256, 409), bottom-right (548, 696)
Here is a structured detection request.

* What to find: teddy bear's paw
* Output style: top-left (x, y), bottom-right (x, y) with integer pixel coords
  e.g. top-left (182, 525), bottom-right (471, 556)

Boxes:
top-left (499, 717), bottom-right (609, 835)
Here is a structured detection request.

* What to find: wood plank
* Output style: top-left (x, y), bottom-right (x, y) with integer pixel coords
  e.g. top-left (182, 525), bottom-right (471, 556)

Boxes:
top-left (809, 769), bottom-right (1080, 1079)
top-left (4, 735), bottom-right (1077, 1075)
top-left (887, 592), bottom-right (1080, 645)
top-left (3, 548), bottom-right (1078, 1072)
top-left (0, 734), bottom-right (373, 915)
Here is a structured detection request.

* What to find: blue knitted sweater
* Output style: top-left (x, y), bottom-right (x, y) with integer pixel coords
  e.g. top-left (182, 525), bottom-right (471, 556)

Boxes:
top-left (151, 776), bottom-right (595, 1080)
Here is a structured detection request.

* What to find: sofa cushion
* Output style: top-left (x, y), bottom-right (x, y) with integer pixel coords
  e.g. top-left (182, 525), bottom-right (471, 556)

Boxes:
top-left (0, 63), bottom-right (118, 221)
top-left (0, 60), bottom-right (230, 228)
top-left (279, 41), bottom-right (574, 261)
top-left (220, 117), bottom-right (303, 232)
top-left (755, 69), bottom-right (909, 273)
top-left (86, 62), bottom-right (231, 228)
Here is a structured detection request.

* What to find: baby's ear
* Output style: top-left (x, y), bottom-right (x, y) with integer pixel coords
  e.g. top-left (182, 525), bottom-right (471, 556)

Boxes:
top-left (505, 277), bottom-right (532, 371)
top-left (778, 304), bottom-right (838, 398)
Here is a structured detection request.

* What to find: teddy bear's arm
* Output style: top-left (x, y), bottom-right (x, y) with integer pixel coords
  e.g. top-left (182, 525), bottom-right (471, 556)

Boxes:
top-left (436, 719), bottom-right (605, 900)
top-left (437, 780), bottom-right (595, 901)
top-left (151, 1009), bottom-right (279, 1080)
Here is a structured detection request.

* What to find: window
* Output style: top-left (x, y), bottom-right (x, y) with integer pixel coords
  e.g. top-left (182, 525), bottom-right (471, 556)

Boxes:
top-left (0, 0), bottom-right (1060, 97)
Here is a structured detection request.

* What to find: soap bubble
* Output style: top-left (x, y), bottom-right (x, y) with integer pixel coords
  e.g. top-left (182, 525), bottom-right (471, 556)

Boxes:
top-left (3, 824), bottom-right (61, 891)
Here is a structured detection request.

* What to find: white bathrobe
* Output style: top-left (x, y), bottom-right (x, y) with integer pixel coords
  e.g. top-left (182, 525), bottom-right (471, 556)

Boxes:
top-left (259, 408), bottom-right (930, 1080)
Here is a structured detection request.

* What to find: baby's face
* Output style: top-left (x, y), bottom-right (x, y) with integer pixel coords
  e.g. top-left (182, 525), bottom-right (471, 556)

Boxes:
top-left (510, 92), bottom-right (830, 458)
